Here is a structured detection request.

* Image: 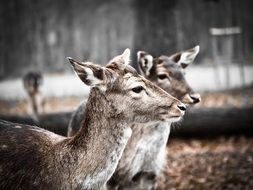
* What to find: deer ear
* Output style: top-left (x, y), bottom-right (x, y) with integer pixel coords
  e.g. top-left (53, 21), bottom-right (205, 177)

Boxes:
top-left (109, 48), bottom-right (131, 66)
top-left (137, 51), bottom-right (154, 76)
top-left (67, 57), bottom-right (105, 86)
top-left (169, 45), bottom-right (200, 69)
top-left (121, 48), bottom-right (131, 65)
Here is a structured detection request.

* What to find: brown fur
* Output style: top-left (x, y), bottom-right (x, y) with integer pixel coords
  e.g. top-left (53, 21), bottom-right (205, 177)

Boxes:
top-left (0, 49), bottom-right (184, 190)
top-left (68, 48), bottom-right (199, 190)
top-left (106, 47), bottom-right (201, 189)
top-left (138, 46), bottom-right (201, 104)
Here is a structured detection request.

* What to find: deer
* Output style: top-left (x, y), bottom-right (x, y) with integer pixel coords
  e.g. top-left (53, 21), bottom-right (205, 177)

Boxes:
top-left (67, 46), bottom-right (200, 190)
top-left (137, 45), bottom-right (201, 105)
top-left (107, 46), bottom-right (201, 190)
top-left (23, 71), bottom-right (44, 119)
top-left (0, 49), bottom-right (186, 190)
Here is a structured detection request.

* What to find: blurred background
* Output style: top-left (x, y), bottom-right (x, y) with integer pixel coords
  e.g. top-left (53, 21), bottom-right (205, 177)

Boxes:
top-left (0, 0), bottom-right (253, 189)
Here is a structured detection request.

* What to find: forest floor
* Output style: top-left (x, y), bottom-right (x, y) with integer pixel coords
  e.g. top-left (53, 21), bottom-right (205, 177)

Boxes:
top-left (0, 86), bottom-right (253, 189)
top-left (158, 136), bottom-right (253, 190)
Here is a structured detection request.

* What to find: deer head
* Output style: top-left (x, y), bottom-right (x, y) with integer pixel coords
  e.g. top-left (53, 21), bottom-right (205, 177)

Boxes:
top-left (67, 49), bottom-right (185, 124)
top-left (137, 46), bottom-right (201, 105)
top-left (23, 72), bottom-right (43, 95)
top-left (23, 71), bottom-right (44, 115)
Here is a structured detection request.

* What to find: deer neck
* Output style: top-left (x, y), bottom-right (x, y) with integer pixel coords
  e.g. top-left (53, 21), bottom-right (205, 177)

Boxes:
top-left (66, 88), bottom-right (132, 188)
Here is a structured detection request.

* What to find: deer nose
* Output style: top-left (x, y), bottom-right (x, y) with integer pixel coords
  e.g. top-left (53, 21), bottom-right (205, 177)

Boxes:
top-left (177, 104), bottom-right (186, 111)
top-left (190, 93), bottom-right (201, 104)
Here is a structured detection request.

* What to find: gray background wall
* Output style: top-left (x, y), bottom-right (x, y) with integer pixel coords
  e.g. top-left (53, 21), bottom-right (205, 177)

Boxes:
top-left (0, 0), bottom-right (253, 79)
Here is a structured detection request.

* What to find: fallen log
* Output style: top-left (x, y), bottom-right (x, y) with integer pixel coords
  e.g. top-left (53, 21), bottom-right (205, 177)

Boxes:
top-left (38, 112), bottom-right (72, 136)
top-left (0, 112), bottom-right (72, 136)
top-left (0, 107), bottom-right (253, 137)
top-left (170, 106), bottom-right (253, 137)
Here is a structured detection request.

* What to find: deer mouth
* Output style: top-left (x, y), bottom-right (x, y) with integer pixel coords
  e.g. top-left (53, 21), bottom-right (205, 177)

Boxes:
top-left (159, 105), bottom-right (185, 121)
top-left (159, 113), bottom-right (183, 123)
top-left (166, 115), bottom-right (183, 123)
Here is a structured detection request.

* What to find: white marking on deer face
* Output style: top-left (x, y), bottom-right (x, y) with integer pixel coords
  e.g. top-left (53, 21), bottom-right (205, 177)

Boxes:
top-left (14, 125), bottom-right (22, 129)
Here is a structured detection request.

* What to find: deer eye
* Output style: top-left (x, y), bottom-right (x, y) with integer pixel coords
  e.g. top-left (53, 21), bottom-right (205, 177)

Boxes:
top-left (157, 59), bottom-right (163, 65)
top-left (158, 74), bottom-right (167, 80)
top-left (132, 86), bottom-right (144, 93)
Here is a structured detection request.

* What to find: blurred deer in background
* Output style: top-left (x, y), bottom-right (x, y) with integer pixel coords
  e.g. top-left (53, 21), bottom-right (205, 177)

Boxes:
top-left (0, 49), bottom-right (186, 189)
top-left (67, 46), bottom-right (200, 190)
top-left (23, 71), bottom-right (44, 118)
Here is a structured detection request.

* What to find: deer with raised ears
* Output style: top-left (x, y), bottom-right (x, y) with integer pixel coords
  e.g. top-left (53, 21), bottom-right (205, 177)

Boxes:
top-left (137, 45), bottom-right (201, 105)
top-left (23, 71), bottom-right (44, 118)
top-left (106, 46), bottom-right (201, 190)
top-left (0, 49), bottom-right (185, 190)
